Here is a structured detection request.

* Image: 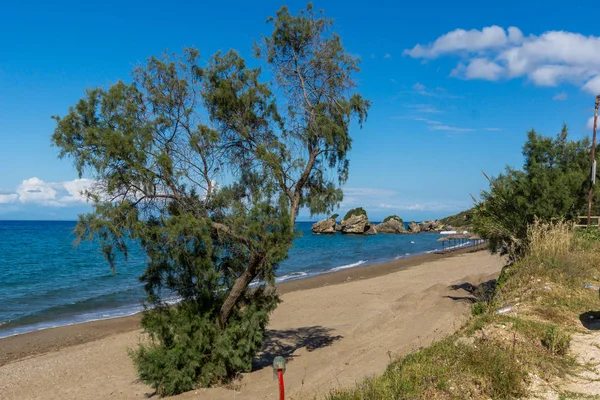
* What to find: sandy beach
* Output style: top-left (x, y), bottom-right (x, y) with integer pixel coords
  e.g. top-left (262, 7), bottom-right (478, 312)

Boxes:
top-left (0, 247), bottom-right (503, 399)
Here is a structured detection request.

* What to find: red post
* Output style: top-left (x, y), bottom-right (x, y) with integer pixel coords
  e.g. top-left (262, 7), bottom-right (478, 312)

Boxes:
top-left (278, 369), bottom-right (285, 400)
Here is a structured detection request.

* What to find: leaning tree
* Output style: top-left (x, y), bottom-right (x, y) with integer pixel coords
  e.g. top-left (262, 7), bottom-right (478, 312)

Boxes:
top-left (52, 3), bottom-right (369, 396)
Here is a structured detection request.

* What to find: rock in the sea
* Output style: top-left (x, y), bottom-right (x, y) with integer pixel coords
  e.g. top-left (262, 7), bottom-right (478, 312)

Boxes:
top-left (335, 224), bottom-right (342, 232)
top-left (417, 220), bottom-right (444, 232)
top-left (341, 208), bottom-right (372, 234)
top-left (311, 216), bottom-right (337, 234)
top-left (364, 224), bottom-right (378, 235)
top-left (408, 221), bottom-right (421, 233)
top-left (376, 216), bottom-right (407, 234)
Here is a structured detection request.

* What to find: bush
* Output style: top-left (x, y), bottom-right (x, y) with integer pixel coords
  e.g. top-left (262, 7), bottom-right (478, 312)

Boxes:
top-left (440, 209), bottom-right (473, 228)
top-left (472, 302), bottom-right (487, 316)
top-left (542, 325), bottom-right (571, 356)
top-left (472, 126), bottom-right (595, 262)
top-left (576, 226), bottom-right (600, 242)
top-left (382, 215), bottom-right (403, 223)
top-left (330, 213), bottom-right (339, 220)
top-left (343, 207), bottom-right (367, 221)
top-left (327, 335), bottom-right (527, 399)
top-left (130, 288), bottom-right (277, 396)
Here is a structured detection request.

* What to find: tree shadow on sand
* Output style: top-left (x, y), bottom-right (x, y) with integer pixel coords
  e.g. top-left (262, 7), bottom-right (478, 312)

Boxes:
top-left (252, 326), bottom-right (342, 371)
top-left (444, 279), bottom-right (497, 304)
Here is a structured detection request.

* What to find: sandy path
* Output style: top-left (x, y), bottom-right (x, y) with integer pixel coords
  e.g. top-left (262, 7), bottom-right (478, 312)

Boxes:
top-left (0, 251), bottom-right (503, 400)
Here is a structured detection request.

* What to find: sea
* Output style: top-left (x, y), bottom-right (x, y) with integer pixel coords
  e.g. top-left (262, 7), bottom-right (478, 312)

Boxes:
top-left (0, 220), bottom-right (453, 339)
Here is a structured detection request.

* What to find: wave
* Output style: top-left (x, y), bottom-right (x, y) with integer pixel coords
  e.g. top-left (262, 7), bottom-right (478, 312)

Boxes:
top-left (275, 271), bottom-right (309, 283)
top-left (0, 303), bottom-right (144, 339)
top-left (329, 260), bottom-right (367, 272)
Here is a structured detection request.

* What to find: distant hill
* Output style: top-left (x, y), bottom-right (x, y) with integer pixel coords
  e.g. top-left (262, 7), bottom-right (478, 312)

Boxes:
top-left (440, 208), bottom-right (474, 228)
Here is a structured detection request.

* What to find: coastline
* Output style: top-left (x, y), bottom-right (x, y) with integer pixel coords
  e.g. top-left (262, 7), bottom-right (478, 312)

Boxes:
top-left (0, 244), bottom-right (485, 367)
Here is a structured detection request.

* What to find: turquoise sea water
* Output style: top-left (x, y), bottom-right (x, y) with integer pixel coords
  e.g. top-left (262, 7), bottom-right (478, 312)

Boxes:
top-left (0, 220), bottom-right (448, 338)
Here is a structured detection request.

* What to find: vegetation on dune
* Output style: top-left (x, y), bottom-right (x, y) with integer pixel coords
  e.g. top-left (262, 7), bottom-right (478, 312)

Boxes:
top-left (52, 3), bottom-right (369, 396)
top-left (472, 124), bottom-right (600, 261)
top-left (330, 220), bottom-right (599, 399)
top-left (342, 207), bottom-right (368, 221)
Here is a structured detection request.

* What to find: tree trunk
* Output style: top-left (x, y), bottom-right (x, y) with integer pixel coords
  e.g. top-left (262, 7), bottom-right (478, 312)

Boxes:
top-left (289, 195), bottom-right (300, 234)
top-left (219, 256), bottom-right (260, 328)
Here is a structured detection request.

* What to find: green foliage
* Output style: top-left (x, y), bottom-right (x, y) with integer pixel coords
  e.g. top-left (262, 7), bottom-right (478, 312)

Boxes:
top-left (440, 209), bottom-right (473, 228)
top-left (382, 215), bottom-right (403, 223)
top-left (472, 302), bottom-right (486, 316)
top-left (51, 3), bottom-right (369, 395)
top-left (542, 325), bottom-right (571, 356)
top-left (328, 335), bottom-right (527, 399)
top-left (330, 213), bottom-right (339, 220)
top-left (576, 227), bottom-right (600, 242)
top-left (473, 125), bottom-right (597, 261)
top-left (131, 288), bottom-right (277, 396)
top-left (342, 207), bottom-right (367, 221)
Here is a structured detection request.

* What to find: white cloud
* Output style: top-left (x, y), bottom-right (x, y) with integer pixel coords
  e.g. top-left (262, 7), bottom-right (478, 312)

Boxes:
top-left (1, 177), bottom-right (95, 207)
top-left (553, 91), bottom-right (568, 101)
top-left (587, 116), bottom-right (599, 130)
top-left (404, 26), bottom-right (522, 59)
top-left (0, 194), bottom-right (18, 204)
top-left (453, 58), bottom-right (504, 80)
top-left (430, 125), bottom-right (475, 132)
top-left (413, 82), bottom-right (426, 91)
top-left (583, 75), bottom-right (600, 94)
top-left (384, 53), bottom-right (392, 59)
top-left (405, 104), bottom-right (443, 114)
top-left (393, 115), bottom-right (473, 132)
top-left (484, 128), bottom-right (502, 131)
top-left (405, 27), bottom-right (600, 94)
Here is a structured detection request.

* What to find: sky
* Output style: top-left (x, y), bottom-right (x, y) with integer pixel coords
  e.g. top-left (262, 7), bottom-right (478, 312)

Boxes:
top-left (1, 0), bottom-right (599, 221)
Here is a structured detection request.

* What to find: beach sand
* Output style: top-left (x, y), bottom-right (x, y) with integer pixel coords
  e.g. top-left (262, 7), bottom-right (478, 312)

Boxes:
top-left (0, 247), bottom-right (503, 399)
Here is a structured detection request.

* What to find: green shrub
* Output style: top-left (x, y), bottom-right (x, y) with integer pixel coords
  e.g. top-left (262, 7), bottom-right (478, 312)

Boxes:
top-left (330, 213), bottom-right (339, 220)
top-left (328, 335), bottom-right (526, 399)
top-left (343, 207), bottom-right (367, 221)
top-left (130, 288), bottom-right (277, 396)
top-left (440, 209), bottom-right (474, 228)
top-left (472, 302), bottom-right (487, 316)
top-left (382, 215), bottom-right (403, 223)
top-left (576, 227), bottom-right (600, 242)
top-left (542, 325), bottom-right (571, 356)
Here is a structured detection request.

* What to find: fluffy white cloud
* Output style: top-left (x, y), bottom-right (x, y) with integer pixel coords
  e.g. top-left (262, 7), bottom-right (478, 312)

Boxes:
top-left (406, 27), bottom-right (600, 93)
top-left (413, 82), bottom-right (426, 91)
top-left (583, 76), bottom-right (600, 94)
top-left (404, 26), bottom-right (522, 59)
top-left (453, 58), bottom-right (504, 80)
top-left (587, 116), bottom-right (600, 130)
top-left (1, 177), bottom-right (95, 207)
top-left (384, 53), bottom-right (392, 59)
top-left (484, 128), bottom-right (502, 131)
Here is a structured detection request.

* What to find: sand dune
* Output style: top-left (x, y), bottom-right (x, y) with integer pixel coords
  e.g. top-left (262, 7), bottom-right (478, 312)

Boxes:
top-left (0, 250), bottom-right (504, 400)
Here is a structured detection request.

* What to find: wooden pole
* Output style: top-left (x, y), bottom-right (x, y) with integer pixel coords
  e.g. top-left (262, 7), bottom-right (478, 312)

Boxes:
top-left (588, 95), bottom-right (600, 227)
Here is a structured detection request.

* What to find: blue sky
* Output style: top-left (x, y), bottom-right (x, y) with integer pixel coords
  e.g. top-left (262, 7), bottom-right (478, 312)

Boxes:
top-left (0, 0), bottom-right (598, 221)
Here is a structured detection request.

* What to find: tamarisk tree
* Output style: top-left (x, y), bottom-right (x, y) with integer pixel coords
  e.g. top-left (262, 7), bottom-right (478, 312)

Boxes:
top-left (52, 3), bottom-right (368, 396)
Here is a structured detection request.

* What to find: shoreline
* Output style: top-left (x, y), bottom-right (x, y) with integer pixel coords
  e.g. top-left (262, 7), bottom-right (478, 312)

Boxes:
top-left (0, 244), bottom-right (485, 367)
